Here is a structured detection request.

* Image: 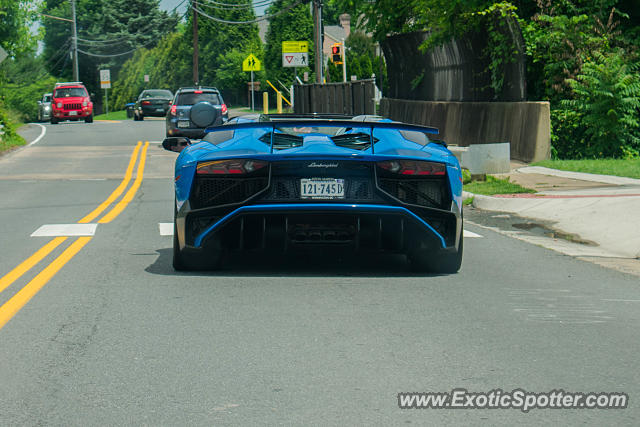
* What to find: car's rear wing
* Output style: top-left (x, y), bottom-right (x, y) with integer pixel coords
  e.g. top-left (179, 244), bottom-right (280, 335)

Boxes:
top-left (205, 119), bottom-right (438, 134)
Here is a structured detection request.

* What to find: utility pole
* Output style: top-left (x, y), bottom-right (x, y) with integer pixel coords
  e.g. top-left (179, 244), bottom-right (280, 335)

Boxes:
top-left (192, 1), bottom-right (199, 86)
top-left (341, 38), bottom-right (347, 82)
top-left (313, 0), bottom-right (323, 84)
top-left (71, 0), bottom-right (79, 81)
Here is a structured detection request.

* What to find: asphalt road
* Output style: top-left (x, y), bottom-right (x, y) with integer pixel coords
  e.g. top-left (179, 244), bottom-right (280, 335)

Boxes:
top-left (1, 119), bottom-right (638, 425)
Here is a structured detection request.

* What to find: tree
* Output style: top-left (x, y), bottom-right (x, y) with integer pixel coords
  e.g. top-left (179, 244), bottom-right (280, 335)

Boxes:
top-left (264, 0), bottom-right (314, 87)
top-left (189, 0), bottom-right (262, 105)
top-left (41, 0), bottom-right (178, 101)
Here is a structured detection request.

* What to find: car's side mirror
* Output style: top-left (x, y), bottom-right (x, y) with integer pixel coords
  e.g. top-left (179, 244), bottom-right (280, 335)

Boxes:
top-left (162, 137), bottom-right (191, 153)
top-left (37, 101), bottom-right (42, 105)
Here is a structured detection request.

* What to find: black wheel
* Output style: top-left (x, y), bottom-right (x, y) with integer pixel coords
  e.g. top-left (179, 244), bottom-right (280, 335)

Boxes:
top-left (85, 114), bottom-right (93, 123)
top-left (409, 232), bottom-right (463, 274)
top-left (50, 117), bottom-right (58, 124)
top-left (172, 206), bottom-right (222, 271)
top-left (139, 113), bottom-right (144, 121)
top-left (172, 220), bottom-right (187, 271)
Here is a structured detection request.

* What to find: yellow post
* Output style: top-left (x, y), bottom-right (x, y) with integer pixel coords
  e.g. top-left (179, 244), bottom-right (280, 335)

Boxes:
top-left (276, 91), bottom-right (283, 114)
top-left (263, 92), bottom-right (269, 114)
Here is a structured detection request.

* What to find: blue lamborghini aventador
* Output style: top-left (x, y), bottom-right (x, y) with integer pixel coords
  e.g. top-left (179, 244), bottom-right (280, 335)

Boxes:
top-left (162, 114), bottom-right (463, 273)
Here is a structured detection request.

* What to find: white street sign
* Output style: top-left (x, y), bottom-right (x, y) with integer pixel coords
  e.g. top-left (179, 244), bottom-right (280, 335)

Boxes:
top-left (100, 69), bottom-right (111, 89)
top-left (282, 52), bottom-right (309, 68)
top-left (0, 46), bottom-right (7, 64)
top-left (144, 74), bottom-right (150, 82)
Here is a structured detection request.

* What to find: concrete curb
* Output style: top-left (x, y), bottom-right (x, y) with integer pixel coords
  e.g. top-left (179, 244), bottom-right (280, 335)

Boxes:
top-left (517, 166), bottom-right (640, 186)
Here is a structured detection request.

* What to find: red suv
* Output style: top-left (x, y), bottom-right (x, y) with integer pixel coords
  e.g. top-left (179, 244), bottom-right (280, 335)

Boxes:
top-left (51, 82), bottom-right (93, 124)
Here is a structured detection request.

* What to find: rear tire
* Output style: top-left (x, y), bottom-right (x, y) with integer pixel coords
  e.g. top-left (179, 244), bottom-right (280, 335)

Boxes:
top-left (172, 206), bottom-right (222, 271)
top-left (409, 232), bottom-right (463, 274)
top-left (172, 221), bottom-right (187, 271)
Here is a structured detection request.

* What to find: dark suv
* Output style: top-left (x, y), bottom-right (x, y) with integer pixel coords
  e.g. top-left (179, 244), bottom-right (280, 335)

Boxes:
top-left (166, 87), bottom-right (228, 138)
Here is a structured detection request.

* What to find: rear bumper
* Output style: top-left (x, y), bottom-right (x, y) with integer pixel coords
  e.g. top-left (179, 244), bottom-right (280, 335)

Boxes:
top-left (176, 203), bottom-right (461, 254)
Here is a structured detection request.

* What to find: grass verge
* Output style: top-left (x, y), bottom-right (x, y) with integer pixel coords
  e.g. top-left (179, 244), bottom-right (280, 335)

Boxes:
top-left (464, 175), bottom-right (536, 195)
top-left (533, 159), bottom-right (640, 179)
top-left (94, 110), bottom-right (128, 120)
top-left (0, 133), bottom-right (26, 154)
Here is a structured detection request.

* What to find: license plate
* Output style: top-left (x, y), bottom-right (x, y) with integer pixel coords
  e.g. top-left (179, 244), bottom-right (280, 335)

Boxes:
top-left (301, 178), bottom-right (345, 199)
top-left (156, 108), bottom-right (164, 112)
top-left (177, 121), bottom-right (190, 128)
top-left (69, 111), bottom-right (78, 116)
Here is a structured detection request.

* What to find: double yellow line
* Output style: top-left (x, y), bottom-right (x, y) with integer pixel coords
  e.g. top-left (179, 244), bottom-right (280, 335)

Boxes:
top-left (0, 141), bottom-right (149, 330)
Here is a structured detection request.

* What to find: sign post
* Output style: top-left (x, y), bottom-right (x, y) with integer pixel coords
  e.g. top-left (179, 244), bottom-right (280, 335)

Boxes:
top-left (242, 54), bottom-right (261, 111)
top-left (100, 69), bottom-right (111, 116)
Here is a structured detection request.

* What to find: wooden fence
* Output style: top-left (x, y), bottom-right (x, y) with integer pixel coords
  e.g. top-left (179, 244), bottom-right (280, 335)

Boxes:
top-left (293, 79), bottom-right (376, 115)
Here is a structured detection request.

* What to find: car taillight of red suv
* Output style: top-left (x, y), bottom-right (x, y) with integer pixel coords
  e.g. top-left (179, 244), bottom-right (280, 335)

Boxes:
top-left (50, 82), bottom-right (94, 124)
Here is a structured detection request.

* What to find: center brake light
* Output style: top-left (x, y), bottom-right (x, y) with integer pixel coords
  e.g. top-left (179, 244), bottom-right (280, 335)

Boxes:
top-left (377, 160), bottom-right (446, 176)
top-left (170, 105), bottom-right (177, 115)
top-left (194, 90), bottom-right (203, 94)
top-left (197, 159), bottom-right (268, 175)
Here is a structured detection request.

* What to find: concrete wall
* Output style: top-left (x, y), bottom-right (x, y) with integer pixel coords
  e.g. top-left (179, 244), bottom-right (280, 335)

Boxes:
top-left (380, 98), bottom-right (550, 163)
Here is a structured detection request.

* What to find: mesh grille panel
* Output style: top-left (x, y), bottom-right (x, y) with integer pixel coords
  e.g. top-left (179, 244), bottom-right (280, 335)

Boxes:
top-left (378, 178), bottom-right (449, 209)
top-left (191, 176), bottom-right (268, 209)
top-left (260, 177), bottom-right (374, 201)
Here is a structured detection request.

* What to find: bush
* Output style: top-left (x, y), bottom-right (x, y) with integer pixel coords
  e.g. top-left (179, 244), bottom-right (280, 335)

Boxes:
top-left (562, 50), bottom-right (640, 158)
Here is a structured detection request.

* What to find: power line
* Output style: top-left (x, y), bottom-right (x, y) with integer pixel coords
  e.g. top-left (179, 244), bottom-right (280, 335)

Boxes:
top-left (76, 9), bottom-right (190, 58)
top-left (191, 0), bottom-right (307, 25)
top-left (75, 0), bottom-right (188, 45)
top-left (197, 0), bottom-right (273, 9)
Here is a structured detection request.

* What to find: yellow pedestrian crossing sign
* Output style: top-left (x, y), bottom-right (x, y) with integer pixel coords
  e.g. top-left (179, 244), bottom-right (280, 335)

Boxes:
top-left (242, 54), bottom-right (261, 72)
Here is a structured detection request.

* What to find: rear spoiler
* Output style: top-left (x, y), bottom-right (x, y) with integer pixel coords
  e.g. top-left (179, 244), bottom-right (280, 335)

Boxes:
top-left (204, 119), bottom-right (438, 135)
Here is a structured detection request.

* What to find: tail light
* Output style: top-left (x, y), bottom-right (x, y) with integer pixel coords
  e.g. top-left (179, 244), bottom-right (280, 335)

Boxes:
top-left (197, 159), bottom-right (267, 175)
top-left (377, 160), bottom-right (446, 176)
top-left (142, 100), bottom-right (151, 105)
top-left (170, 105), bottom-right (177, 115)
top-left (221, 103), bottom-right (227, 114)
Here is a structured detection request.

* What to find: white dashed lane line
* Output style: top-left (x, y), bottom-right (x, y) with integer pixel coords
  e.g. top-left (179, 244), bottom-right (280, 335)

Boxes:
top-left (157, 223), bottom-right (483, 238)
top-left (159, 223), bottom-right (173, 236)
top-left (463, 230), bottom-right (483, 238)
top-left (31, 224), bottom-right (97, 237)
